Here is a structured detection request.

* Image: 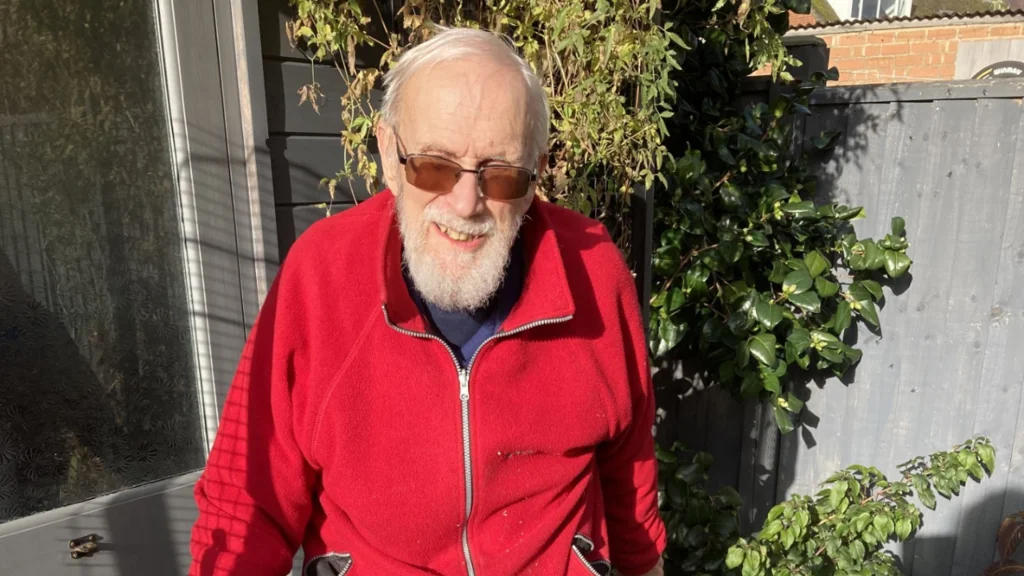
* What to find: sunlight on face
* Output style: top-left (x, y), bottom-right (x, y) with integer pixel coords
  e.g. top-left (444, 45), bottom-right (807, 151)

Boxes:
top-left (388, 57), bottom-right (539, 311)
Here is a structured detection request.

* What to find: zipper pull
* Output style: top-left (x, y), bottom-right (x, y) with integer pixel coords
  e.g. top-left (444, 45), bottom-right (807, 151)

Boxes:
top-left (459, 369), bottom-right (470, 401)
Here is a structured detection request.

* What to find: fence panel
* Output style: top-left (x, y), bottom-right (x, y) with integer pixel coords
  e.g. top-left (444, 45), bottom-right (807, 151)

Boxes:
top-left (764, 79), bottom-right (1024, 576)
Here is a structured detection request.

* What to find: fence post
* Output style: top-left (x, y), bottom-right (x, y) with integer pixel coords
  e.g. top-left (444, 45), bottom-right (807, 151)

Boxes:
top-left (630, 182), bottom-right (654, 329)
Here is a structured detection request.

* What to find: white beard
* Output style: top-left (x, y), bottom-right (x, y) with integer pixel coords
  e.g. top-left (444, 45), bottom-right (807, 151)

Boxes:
top-left (396, 190), bottom-right (523, 312)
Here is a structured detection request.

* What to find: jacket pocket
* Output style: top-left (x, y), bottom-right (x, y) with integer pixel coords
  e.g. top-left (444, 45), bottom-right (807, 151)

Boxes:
top-left (304, 552), bottom-right (353, 576)
top-left (569, 535), bottom-right (612, 576)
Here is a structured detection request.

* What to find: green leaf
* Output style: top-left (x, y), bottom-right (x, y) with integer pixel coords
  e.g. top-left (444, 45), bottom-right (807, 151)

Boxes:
top-left (754, 300), bottom-right (784, 330)
top-left (740, 371), bottom-right (762, 397)
top-left (653, 245), bottom-right (680, 276)
top-left (812, 330), bottom-right (840, 345)
top-left (838, 206), bottom-right (866, 221)
top-left (760, 519), bottom-right (784, 540)
top-left (769, 261), bottom-right (790, 284)
top-left (804, 250), bottom-right (829, 277)
top-left (891, 252), bottom-right (912, 277)
top-left (655, 320), bottom-right (685, 357)
top-left (858, 299), bottom-right (880, 327)
top-left (874, 514), bottom-right (895, 538)
top-left (718, 144), bottom-right (737, 166)
top-left (850, 539), bottom-right (866, 561)
top-left (860, 279), bottom-right (884, 301)
top-left (811, 130), bottom-right (842, 150)
top-left (719, 485), bottom-right (745, 508)
top-left (728, 311), bottom-right (749, 336)
top-left (724, 281), bottom-right (751, 303)
top-left (781, 201), bottom-right (817, 219)
top-left (736, 341), bottom-right (751, 367)
top-left (719, 241), bottom-right (744, 263)
top-left (848, 282), bottom-right (873, 303)
top-left (666, 31), bottom-right (690, 49)
top-left (788, 327), bottom-right (811, 354)
top-left (892, 216), bottom-right (906, 236)
top-left (781, 526), bottom-right (796, 550)
top-left (789, 291), bottom-right (821, 313)
top-left (818, 345), bottom-right (844, 363)
top-left (967, 459), bottom-right (984, 481)
top-left (849, 240), bottom-right (881, 271)
top-left (853, 511), bottom-right (872, 533)
top-left (977, 443), bottom-right (996, 475)
top-left (749, 334), bottom-right (778, 366)
top-left (773, 404), bottom-right (795, 434)
top-left (667, 287), bottom-right (686, 312)
top-left (725, 546), bottom-right (746, 570)
top-left (783, 269), bottom-right (813, 295)
top-left (746, 231), bottom-right (770, 247)
top-left (721, 182), bottom-right (743, 208)
top-left (913, 474), bottom-right (937, 510)
top-left (686, 264), bottom-right (710, 295)
top-left (895, 517), bottom-right (913, 540)
top-left (785, 392), bottom-right (805, 414)
top-left (883, 250), bottom-right (903, 277)
top-left (815, 276), bottom-right (840, 297)
top-left (676, 462), bottom-right (704, 484)
top-left (829, 485), bottom-right (845, 510)
top-left (762, 369), bottom-right (781, 395)
top-left (656, 446), bottom-right (678, 463)
top-left (742, 548), bottom-right (762, 576)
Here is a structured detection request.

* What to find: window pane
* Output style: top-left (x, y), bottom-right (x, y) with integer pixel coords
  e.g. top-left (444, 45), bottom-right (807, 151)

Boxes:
top-left (862, 0), bottom-right (880, 19)
top-left (0, 0), bottom-right (205, 523)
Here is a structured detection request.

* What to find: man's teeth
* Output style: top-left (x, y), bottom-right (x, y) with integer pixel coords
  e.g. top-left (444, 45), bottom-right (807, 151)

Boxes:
top-left (438, 224), bottom-right (478, 242)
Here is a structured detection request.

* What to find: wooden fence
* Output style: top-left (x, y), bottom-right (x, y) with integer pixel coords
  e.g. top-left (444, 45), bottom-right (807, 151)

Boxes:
top-left (661, 78), bottom-right (1024, 576)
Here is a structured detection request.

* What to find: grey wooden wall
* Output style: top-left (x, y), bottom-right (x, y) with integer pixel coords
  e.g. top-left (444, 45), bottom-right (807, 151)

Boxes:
top-left (764, 79), bottom-right (1024, 576)
top-left (257, 0), bottom-right (390, 258)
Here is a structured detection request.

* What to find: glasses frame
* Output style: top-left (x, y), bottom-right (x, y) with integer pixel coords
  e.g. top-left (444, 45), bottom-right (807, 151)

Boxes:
top-left (395, 135), bottom-right (537, 201)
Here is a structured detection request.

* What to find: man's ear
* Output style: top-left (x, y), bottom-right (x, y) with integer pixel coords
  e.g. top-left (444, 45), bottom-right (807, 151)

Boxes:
top-left (376, 121), bottom-right (397, 192)
top-left (535, 153), bottom-right (548, 178)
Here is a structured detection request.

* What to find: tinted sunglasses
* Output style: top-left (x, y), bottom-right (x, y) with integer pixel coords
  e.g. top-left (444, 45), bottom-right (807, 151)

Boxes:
top-left (396, 137), bottom-right (536, 201)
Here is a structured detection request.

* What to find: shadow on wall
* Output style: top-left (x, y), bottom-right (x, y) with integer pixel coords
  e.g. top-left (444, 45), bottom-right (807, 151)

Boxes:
top-left (891, 489), bottom-right (1024, 576)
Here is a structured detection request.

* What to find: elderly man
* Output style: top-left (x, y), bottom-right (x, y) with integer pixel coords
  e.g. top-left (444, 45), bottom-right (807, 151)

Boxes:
top-left (189, 27), bottom-right (665, 576)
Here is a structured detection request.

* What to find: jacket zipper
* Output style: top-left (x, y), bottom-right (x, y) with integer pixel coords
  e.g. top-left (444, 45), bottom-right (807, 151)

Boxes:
top-left (382, 304), bottom-right (572, 576)
top-left (302, 552), bottom-right (353, 576)
top-left (570, 545), bottom-right (603, 576)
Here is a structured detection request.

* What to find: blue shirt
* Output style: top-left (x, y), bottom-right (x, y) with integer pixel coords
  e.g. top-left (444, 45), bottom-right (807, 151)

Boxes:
top-left (404, 239), bottom-right (524, 367)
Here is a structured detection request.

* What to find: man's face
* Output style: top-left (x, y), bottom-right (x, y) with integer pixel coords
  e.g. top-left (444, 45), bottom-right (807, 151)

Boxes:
top-left (377, 57), bottom-right (544, 311)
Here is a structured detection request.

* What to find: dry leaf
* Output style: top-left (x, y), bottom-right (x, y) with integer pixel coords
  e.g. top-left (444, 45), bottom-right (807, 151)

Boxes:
top-left (998, 513), bottom-right (1024, 561)
top-left (347, 35), bottom-right (357, 76)
top-left (736, 0), bottom-right (751, 25)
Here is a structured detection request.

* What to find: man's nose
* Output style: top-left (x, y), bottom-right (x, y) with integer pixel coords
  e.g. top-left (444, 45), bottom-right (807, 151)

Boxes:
top-left (445, 171), bottom-right (486, 219)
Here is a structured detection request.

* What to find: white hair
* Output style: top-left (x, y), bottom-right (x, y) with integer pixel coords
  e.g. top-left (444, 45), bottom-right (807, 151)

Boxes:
top-left (380, 27), bottom-right (550, 159)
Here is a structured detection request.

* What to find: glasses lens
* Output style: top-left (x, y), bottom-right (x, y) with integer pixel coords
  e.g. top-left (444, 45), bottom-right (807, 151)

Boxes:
top-left (480, 166), bottom-right (531, 201)
top-left (405, 156), bottom-right (461, 193)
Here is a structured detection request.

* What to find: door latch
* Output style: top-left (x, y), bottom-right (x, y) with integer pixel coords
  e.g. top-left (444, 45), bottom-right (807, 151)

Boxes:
top-left (69, 534), bottom-right (100, 559)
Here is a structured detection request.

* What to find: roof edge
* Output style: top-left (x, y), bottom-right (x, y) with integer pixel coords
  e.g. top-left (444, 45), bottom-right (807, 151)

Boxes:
top-left (786, 9), bottom-right (1024, 34)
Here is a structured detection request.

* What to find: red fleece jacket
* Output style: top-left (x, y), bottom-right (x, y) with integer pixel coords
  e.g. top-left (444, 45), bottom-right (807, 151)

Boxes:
top-left (189, 191), bottom-right (666, 576)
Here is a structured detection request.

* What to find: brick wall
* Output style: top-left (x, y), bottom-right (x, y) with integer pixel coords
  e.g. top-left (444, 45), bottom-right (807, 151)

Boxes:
top-left (756, 19), bottom-right (1024, 84)
top-left (818, 22), bottom-right (1024, 84)
top-left (790, 11), bottom-right (818, 27)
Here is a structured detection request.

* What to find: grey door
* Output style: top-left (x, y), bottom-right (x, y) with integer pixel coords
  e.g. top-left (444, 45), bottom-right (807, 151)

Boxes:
top-left (0, 0), bottom-right (272, 573)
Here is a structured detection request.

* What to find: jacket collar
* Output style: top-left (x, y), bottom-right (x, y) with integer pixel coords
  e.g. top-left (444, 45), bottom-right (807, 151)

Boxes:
top-left (378, 190), bottom-right (575, 334)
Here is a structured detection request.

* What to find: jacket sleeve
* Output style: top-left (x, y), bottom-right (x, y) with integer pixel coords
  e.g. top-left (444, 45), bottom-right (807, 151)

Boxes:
top-left (189, 265), bottom-right (317, 576)
top-left (597, 257), bottom-right (668, 576)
